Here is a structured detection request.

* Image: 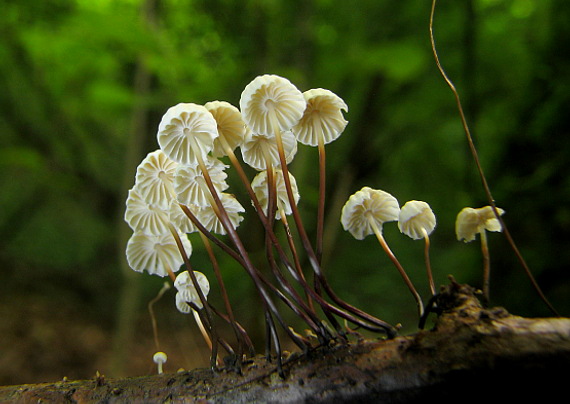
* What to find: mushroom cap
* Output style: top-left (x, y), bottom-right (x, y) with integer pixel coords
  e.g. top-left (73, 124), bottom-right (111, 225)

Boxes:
top-left (398, 200), bottom-right (436, 240)
top-left (240, 130), bottom-right (297, 171)
top-left (153, 352), bottom-right (168, 364)
top-left (126, 230), bottom-right (192, 277)
top-left (174, 270), bottom-right (210, 311)
top-left (174, 156), bottom-right (229, 207)
top-left (195, 193), bottom-right (245, 235)
top-left (239, 74), bottom-right (306, 135)
top-left (341, 187), bottom-right (400, 240)
top-left (168, 200), bottom-right (198, 234)
top-left (456, 206), bottom-right (505, 242)
top-left (124, 186), bottom-right (172, 236)
top-left (205, 100), bottom-right (249, 158)
top-left (157, 103), bottom-right (219, 166)
top-left (292, 88), bottom-right (348, 147)
top-left (134, 149), bottom-right (178, 208)
top-left (251, 168), bottom-right (300, 220)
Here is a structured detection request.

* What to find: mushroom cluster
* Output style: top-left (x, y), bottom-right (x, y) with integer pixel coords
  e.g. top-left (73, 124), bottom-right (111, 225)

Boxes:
top-left (123, 73), bottom-right (512, 375)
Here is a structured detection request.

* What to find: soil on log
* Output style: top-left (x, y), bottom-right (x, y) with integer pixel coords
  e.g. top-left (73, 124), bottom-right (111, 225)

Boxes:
top-left (1, 278), bottom-right (569, 403)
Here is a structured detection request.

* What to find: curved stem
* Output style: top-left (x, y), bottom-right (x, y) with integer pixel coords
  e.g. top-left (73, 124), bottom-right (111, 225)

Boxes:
top-left (430, 0), bottom-right (558, 316)
top-left (369, 219), bottom-right (424, 319)
top-left (316, 131), bottom-right (326, 265)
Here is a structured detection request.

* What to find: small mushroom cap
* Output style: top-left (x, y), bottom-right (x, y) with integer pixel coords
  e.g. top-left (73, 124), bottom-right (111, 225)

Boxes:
top-left (174, 157), bottom-right (229, 207)
top-left (292, 88), bottom-right (348, 147)
top-left (240, 130), bottom-right (297, 170)
top-left (126, 230), bottom-right (192, 277)
top-left (398, 200), bottom-right (436, 240)
top-left (153, 352), bottom-right (167, 364)
top-left (205, 101), bottom-right (249, 158)
top-left (455, 206), bottom-right (505, 243)
top-left (341, 187), bottom-right (400, 240)
top-left (134, 149), bottom-right (178, 209)
top-left (251, 168), bottom-right (300, 220)
top-left (195, 193), bottom-right (245, 235)
top-left (157, 103), bottom-right (219, 166)
top-left (174, 270), bottom-right (210, 311)
top-left (169, 200), bottom-right (198, 234)
top-left (240, 74), bottom-right (306, 135)
top-left (125, 186), bottom-right (172, 236)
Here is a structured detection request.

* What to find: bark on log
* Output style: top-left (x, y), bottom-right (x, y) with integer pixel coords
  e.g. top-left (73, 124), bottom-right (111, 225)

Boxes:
top-left (2, 278), bottom-right (569, 403)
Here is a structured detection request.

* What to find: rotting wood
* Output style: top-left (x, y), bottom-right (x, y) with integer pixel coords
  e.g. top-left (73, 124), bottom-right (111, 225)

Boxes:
top-left (1, 278), bottom-right (569, 403)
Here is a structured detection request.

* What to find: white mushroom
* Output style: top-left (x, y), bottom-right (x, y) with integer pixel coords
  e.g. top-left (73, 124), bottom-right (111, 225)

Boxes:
top-left (205, 101), bottom-right (249, 158)
top-left (153, 352), bottom-right (167, 375)
top-left (251, 168), bottom-right (300, 220)
top-left (341, 187), bottom-right (423, 318)
top-left (398, 200), bottom-right (437, 295)
top-left (125, 230), bottom-right (192, 279)
top-left (134, 149), bottom-right (178, 208)
top-left (157, 103), bottom-right (219, 166)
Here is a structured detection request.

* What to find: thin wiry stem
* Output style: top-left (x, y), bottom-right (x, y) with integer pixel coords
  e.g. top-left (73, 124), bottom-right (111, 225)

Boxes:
top-left (269, 112), bottom-right (397, 337)
top-left (421, 228), bottom-right (436, 296)
top-left (167, 223), bottom-right (219, 371)
top-left (430, 0), bottom-right (558, 316)
top-left (369, 219), bottom-right (424, 319)
top-left (480, 230), bottom-right (491, 305)
top-left (148, 281), bottom-right (170, 351)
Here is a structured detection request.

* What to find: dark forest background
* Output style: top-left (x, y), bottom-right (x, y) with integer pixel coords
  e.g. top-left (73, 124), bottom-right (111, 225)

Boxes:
top-left (1, 0), bottom-right (569, 385)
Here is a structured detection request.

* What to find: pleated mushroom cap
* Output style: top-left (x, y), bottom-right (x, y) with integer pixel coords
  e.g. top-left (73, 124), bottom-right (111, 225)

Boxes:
top-left (205, 100), bottom-right (249, 158)
top-left (157, 103), bottom-right (219, 166)
top-left (240, 74), bottom-right (306, 135)
top-left (251, 168), bottom-right (300, 220)
top-left (134, 149), bottom-right (178, 209)
top-left (126, 230), bottom-right (192, 277)
top-left (124, 186), bottom-right (172, 236)
top-left (240, 130), bottom-right (297, 171)
top-left (398, 200), bottom-right (436, 240)
top-left (456, 206), bottom-right (505, 242)
top-left (174, 270), bottom-right (210, 311)
top-left (195, 193), bottom-right (245, 235)
top-left (292, 88), bottom-right (348, 147)
top-left (341, 187), bottom-right (400, 240)
top-left (174, 156), bottom-right (229, 207)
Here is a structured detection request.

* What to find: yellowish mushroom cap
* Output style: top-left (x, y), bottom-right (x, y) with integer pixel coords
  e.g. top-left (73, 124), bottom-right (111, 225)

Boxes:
top-left (126, 230), bottom-right (191, 277)
top-left (134, 149), bottom-right (178, 209)
top-left (341, 187), bottom-right (400, 240)
top-left (251, 168), bottom-right (300, 220)
top-left (174, 270), bottom-right (210, 311)
top-left (240, 130), bottom-right (297, 171)
top-left (398, 200), bottom-right (436, 240)
top-left (205, 100), bottom-right (249, 158)
top-left (157, 103), bottom-right (219, 166)
top-left (455, 206), bottom-right (505, 242)
top-left (292, 88), bottom-right (348, 147)
top-left (239, 74), bottom-right (306, 135)
top-left (174, 157), bottom-right (229, 207)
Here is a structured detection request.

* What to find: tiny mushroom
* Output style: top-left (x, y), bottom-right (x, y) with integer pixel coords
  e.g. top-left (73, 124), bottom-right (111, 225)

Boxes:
top-left (205, 100), bottom-right (249, 158)
top-left (398, 200), bottom-right (437, 295)
top-left (240, 131), bottom-right (297, 171)
top-left (456, 205), bottom-right (505, 303)
top-left (174, 156), bottom-right (229, 208)
top-left (153, 352), bottom-right (167, 374)
top-left (341, 187), bottom-right (424, 318)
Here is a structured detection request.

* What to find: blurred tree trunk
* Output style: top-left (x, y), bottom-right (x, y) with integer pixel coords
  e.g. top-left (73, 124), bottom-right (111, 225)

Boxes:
top-left (112, 0), bottom-right (159, 377)
top-left (3, 279), bottom-right (569, 403)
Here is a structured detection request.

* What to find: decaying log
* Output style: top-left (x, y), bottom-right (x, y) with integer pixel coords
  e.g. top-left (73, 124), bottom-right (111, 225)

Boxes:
top-left (1, 278), bottom-right (569, 403)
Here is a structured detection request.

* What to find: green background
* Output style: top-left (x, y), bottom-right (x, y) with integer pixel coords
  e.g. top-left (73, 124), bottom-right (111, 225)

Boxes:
top-left (1, 0), bottom-right (569, 385)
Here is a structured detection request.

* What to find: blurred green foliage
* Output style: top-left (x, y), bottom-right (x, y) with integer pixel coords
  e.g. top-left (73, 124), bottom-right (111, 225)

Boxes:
top-left (1, 0), bottom-right (569, 381)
